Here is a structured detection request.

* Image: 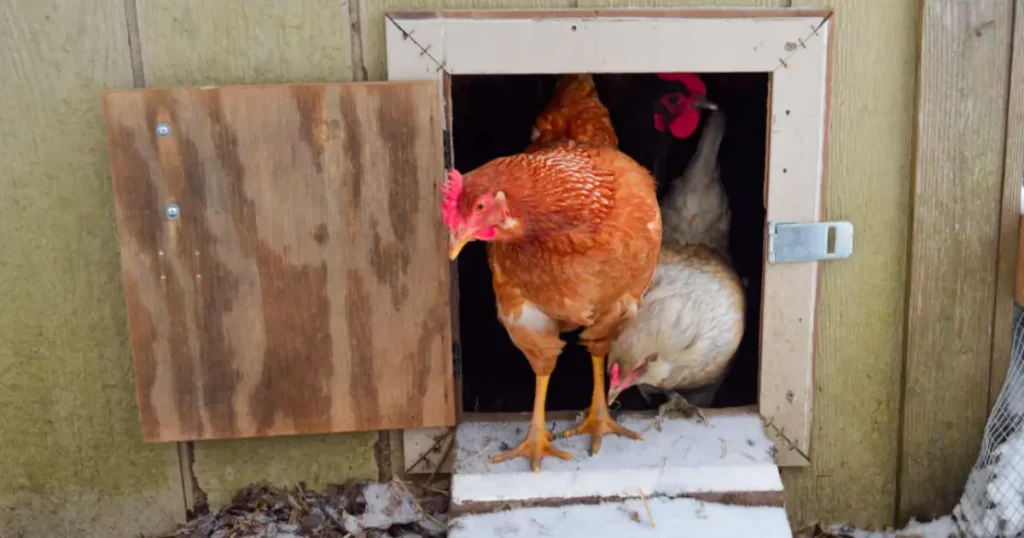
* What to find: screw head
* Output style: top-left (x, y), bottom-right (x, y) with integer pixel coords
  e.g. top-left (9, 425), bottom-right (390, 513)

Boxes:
top-left (165, 203), bottom-right (181, 219)
top-left (156, 123), bottom-right (171, 137)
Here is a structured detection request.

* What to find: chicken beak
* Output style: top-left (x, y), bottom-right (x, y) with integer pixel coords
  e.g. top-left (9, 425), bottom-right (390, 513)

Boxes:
top-left (694, 97), bottom-right (718, 110)
top-left (449, 233), bottom-right (471, 260)
top-left (607, 386), bottom-right (623, 406)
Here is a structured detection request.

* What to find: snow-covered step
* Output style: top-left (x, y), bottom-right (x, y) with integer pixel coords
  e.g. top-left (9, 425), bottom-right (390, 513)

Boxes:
top-left (451, 411), bottom-right (782, 507)
top-left (448, 410), bottom-right (791, 536)
top-left (449, 496), bottom-right (793, 538)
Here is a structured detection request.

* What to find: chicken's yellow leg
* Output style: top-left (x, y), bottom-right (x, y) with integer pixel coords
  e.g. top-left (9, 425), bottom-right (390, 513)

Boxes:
top-left (491, 374), bottom-right (571, 472)
top-left (561, 354), bottom-right (643, 455)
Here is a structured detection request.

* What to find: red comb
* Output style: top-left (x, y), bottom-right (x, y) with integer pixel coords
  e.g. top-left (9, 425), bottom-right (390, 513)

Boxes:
top-left (657, 73), bottom-right (707, 96)
top-left (441, 169), bottom-right (464, 230)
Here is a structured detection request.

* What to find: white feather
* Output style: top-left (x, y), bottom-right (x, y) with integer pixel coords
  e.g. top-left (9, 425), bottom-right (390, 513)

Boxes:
top-left (505, 301), bottom-right (556, 333)
top-left (609, 253), bottom-right (743, 391)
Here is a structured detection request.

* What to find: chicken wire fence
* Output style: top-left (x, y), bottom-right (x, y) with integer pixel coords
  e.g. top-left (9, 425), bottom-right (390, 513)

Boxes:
top-left (955, 307), bottom-right (1024, 537)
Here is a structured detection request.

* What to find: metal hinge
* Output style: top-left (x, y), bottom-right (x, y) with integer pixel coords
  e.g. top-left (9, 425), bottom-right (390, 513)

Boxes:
top-left (452, 342), bottom-right (462, 380)
top-left (443, 129), bottom-right (453, 170)
top-left (767, 221), bottom-right (854, 264)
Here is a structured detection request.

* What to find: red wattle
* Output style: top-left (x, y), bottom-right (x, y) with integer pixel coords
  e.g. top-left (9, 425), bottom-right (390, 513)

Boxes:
top-left (669, 110), bottom-right (700, 139)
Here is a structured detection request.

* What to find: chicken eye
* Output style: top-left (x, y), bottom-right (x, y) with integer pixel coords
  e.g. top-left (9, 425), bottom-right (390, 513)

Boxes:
top-left (666, 94), bottom-right (681, 106)
top-left (475, 202), bottom-right (486, 212)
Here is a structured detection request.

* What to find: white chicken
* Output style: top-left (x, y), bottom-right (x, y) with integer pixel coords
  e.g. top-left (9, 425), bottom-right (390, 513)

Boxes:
top-left (659, 108), bottom-right (731, 255)
top-left (606, 108), bottom-right (744, 425)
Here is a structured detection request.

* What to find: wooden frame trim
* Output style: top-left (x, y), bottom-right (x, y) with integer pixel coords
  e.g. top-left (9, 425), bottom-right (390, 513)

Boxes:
top-left (386, 8), bottom-right (834, 469)
top-left (388, 8), bottom-right (833, 20)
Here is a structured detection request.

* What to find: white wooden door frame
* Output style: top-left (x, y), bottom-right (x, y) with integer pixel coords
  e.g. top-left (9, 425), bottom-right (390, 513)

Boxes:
top-left (385, 7), bottom-right (835, 468)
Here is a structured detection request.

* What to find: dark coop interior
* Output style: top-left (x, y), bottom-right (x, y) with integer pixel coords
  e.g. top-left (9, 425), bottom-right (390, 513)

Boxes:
top-left (450, 72), bottom-right (770, 414)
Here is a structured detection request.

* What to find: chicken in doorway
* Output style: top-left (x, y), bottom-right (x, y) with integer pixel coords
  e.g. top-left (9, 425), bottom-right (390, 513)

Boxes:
top-left (442, 74), bottom-right (662, 471)
top-left (659, 106), bottom-right (732, 255)
top-left (605, 106), bottom-right (745, 428)
top-left (597, 72), bottom-right (716, 196)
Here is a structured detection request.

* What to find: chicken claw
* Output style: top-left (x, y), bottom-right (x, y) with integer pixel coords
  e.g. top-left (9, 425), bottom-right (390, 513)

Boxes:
top-left (491, 426), bottom-right (571, 472)
top-left (654, 391), bottom-right (709, 432)
top-left (491, 428), bottom-right (573, 469)
top-left (562, 354), bottom-right (643, 454)
top-left (491, 374), bottom-right (571, 472)
top-left (562, 405), bottom-right (643, 455)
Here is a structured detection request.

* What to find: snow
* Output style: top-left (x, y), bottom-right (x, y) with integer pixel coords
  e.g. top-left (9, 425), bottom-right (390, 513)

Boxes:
top-left (451, 412), bottom-right (781, 505)
top-left (454, 412), bottom-right (775, 473)
top-left (449, 497), bottom-right (793, 538)
top-left (356, 483), bottom-right (425, 529)
top-left (954, 427), bottom-right (1024, 537)
top-left (826, 516), bottom-right (960, 538)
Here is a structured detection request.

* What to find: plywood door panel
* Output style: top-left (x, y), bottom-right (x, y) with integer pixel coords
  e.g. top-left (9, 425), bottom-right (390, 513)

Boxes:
top-left (900, 0), bottom-right (1015, 521)
top-left (102, 82), bottom-right (455, 442)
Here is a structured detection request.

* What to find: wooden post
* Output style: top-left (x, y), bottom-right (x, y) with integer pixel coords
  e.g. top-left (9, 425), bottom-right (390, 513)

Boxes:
top-left (901, 0), bottom-right (1016, 522)
top-left (989, 0), bottom-right (1024, 408)
top-left (1017, 215), bottom-right (1024, 305)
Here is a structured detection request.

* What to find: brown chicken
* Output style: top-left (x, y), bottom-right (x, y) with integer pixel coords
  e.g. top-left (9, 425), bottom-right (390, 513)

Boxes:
top-left (525, 74), bottom-right (619, 152)
top-left (606, 107), bottom-right (744, 426)
top-left (442, 74), bottom-right (662, 471)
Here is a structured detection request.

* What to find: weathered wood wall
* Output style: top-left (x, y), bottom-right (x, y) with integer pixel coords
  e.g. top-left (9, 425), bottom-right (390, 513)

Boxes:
top-left (781, 0), bottom-right (919, 528)
top-left (0, 2), bottom-right (184, 536)
top-left (0, 0), bottom-right (1020, 535)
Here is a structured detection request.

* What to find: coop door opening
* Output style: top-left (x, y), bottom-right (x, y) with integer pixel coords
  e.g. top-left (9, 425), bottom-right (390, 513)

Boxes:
top-left (451, 72), bottom-right (769, 415)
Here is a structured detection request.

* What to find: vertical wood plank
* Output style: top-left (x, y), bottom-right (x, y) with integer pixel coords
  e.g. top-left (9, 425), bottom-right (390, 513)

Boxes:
top-left (990, 0), bottom-right (1024, 407)
top-left (0, 0), bottom-right (185, 535)
top-left (1018, 216), bottom-right (1024, 305)
top-left (780, 0), bottom-right (919, 528)
top-left (1017, 215), bottom-right (1024, 305)
top-left (103, 82), bottom-right (454, 441)
top-left (900, 0), bottom-right (1015, 522)
top-left (136, 0), bottom-right (354, 87)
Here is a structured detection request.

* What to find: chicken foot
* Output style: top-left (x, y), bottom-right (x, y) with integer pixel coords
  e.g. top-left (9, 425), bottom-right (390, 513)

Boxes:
top-left (491, 374), bottom-right (570, 472)
top-left (561, 354), bottom-right (644, 455)
top-left (654, 391), bottom-right (709, 432)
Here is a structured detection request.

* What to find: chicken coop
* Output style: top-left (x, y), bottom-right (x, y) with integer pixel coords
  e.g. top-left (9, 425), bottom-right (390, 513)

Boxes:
top-left (386, 6), bottom-right (840, 462)
top-left (3, 0), bottom-right (1024, 537)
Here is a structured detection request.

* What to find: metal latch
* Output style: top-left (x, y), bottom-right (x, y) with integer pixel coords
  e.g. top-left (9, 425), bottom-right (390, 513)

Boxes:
top-left (768, 221), bottom-right (854, 264)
